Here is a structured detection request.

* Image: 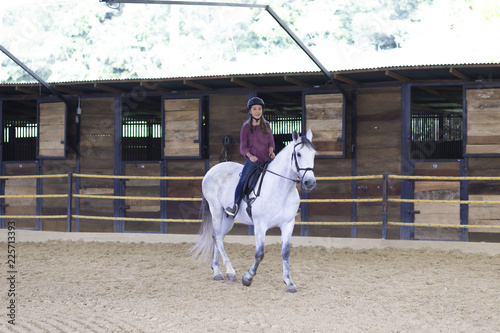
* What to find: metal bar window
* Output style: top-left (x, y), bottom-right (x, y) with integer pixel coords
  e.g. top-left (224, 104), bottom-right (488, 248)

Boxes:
top-left (122, 117), bottom-right (161, 161)
top-left (411, 110), bottom-right (463, 159)
top-left (2, 120), bottom-right (37, 161)
top-left (265, 112), bottom-right (302, 153)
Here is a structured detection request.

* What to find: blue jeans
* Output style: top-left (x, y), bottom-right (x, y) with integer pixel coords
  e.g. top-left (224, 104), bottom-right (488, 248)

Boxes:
top-left (234, 158), bottom-right (259, 205)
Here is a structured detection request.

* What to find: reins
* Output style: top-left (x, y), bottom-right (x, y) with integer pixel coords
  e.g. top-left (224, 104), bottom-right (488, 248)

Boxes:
top-left (252, 140), bottom-right (315, 184)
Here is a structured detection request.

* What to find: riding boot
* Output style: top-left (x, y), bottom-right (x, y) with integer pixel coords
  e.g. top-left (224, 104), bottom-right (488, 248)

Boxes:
top-left (225, 203), bottom-right (239, 218)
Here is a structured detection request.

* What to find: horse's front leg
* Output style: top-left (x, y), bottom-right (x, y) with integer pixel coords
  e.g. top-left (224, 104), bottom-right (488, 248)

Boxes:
top-left (242, 226), bottom-right (265, 287)
top-left (281, 220), bottom-right (298, 293)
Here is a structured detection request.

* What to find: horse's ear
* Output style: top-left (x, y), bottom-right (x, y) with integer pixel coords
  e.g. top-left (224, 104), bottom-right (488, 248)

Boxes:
top-left (306, 129), bottom-right (313, 141)
top-left (292, 130), bottom-right (299, 142)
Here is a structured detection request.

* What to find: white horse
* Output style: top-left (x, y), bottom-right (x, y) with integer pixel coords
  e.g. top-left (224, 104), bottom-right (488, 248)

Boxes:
top-left (191, 129), bottom-right (317, 292)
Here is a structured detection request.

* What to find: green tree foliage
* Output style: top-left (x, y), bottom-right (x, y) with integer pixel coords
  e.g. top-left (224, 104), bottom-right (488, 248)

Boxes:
top-left (0, 0), bottom-right (498, 83)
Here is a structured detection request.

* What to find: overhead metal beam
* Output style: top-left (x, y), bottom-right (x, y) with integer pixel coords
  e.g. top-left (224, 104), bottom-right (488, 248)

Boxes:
top-left (99, 0), bottom-right (334, 82)
top-left (0, 44), bottom-right (68, 103)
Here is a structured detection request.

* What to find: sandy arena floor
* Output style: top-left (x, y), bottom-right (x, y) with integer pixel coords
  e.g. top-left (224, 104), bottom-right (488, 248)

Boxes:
top-left (1, 230), bottom-right (499, 332)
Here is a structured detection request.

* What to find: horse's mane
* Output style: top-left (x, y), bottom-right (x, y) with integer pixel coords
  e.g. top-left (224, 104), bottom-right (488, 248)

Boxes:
top-left (297, 136), bottom-right (314, 149)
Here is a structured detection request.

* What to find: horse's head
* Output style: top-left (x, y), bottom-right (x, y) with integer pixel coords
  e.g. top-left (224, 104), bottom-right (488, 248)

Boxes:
top-left (291, 129), bottom-right (317, 191)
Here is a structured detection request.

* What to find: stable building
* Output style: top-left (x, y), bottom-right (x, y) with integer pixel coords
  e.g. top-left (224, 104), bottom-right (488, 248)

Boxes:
top-left (1, 63), bottom-right (500, 242)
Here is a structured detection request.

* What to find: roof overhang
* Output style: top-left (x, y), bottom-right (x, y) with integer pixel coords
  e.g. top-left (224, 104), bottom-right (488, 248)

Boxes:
top-left (1, 64), bottom-right (499, 99)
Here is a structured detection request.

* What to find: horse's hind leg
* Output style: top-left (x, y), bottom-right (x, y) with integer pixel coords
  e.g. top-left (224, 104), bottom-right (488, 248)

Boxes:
top-left (211, 238), bottom-right (224, 281)
top-left (212, 212), bottom-right (236, 282)
top-left (281, 220), bottom-right (298, 293)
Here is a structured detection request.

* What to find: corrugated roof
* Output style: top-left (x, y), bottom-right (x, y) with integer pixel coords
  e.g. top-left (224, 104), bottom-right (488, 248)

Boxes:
top-left (1, 63), bottom-right (499, 99)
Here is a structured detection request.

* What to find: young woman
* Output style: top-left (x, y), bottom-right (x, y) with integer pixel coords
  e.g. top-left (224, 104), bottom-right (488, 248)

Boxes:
top-left (225, 97), bottom-right (275, 217)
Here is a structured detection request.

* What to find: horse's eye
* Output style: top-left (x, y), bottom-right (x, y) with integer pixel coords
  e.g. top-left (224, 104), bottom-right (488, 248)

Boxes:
top-left (297, 153), bottom-right (301, 157)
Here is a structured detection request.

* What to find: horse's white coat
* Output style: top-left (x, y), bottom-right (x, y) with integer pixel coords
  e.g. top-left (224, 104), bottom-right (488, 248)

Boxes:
top-left (192, 129), bottom-right (317, 292)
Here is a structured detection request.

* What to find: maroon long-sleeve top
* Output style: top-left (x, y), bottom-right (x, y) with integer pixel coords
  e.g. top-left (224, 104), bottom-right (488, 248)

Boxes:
top-left (240, 123), bottom-right (275, 162)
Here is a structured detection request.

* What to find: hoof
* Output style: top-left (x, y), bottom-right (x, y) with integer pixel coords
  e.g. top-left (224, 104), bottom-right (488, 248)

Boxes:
top-left (213, 273), bottom-right (225, 281)
top-left (242, 272), bottom-right (253, 287)
top-left (286, 284), bottom-right (298, 293)
top-left (226, 274), bottom-right (236, 283)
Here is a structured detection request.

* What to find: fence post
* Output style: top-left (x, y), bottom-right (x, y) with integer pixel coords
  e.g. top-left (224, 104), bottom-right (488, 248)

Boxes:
top-left (382, 173), bottom-right (388, 239)
top-left (67, 172), bottom-right (73, 232)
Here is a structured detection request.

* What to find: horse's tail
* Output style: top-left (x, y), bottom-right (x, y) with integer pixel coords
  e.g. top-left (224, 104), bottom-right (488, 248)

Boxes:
top-left (189, 196), bottom-right (214, 262)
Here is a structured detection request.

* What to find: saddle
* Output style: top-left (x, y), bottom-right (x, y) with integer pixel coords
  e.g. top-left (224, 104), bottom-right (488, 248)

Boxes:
top-left (241, 161), bottom-right (270, 218)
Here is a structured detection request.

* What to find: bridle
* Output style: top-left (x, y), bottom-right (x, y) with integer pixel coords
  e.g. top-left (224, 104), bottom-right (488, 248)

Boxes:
top-left (255, 139), bottom-right (315, 184)
top-left (291, 141), bottom-right (315, 183)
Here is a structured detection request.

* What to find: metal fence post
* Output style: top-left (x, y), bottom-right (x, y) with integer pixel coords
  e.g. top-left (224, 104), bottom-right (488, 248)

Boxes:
top-left (382, 173), bottom-right (388, 239)
top-left (67, 172), bottom-right (73, 232)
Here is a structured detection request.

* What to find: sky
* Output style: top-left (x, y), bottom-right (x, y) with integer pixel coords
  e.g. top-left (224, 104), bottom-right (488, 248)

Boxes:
top-left (1, 0), bottom-right (500, 82)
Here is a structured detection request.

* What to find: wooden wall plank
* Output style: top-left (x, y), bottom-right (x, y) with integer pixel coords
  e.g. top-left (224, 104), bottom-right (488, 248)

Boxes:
top-left (467, 145), bottom-right (500, 154)
top-left (414, 161), bottom-right (460, 177)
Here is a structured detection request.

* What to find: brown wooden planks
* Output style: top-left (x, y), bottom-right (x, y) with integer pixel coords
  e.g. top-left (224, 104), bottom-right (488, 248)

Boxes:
top-left (466, 88), bottom-right (500, 155)
top-left (164, 98), bottom-right (200, 157)
top-left (468, 195), bottom-right (500, 233)
top-left (414, 161), bottom-right (460, 177)
top-left (414, 185), bottom-right (461, 240)
top-left (39, 102), bottom-right (66, 157)
top-left (125, 163), bottom-right (161, 214)
top-left (305, 93), bottom-right (343, 156)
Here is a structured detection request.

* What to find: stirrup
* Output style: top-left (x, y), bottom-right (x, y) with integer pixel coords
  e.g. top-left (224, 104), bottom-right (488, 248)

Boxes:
top-left (225, 204), bottom-right (239, 218)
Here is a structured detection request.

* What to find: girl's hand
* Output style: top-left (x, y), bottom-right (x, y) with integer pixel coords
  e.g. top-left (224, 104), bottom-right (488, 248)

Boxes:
top-left (269, 152), bottom-right (275, 159)
top-left (249, 155), bottom-right (259, 163)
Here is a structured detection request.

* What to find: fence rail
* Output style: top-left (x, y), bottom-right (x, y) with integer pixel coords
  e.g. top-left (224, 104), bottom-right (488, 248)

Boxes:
top-left (1, 173), bottom-right (499, 238)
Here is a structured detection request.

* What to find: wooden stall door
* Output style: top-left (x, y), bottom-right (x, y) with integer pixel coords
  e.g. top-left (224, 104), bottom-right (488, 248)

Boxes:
top-left (124, 163), bottom-right (161, 232)
top-left (305, 93), bottom-right (344, 157)
top-left (356, 87), bottom-right (401, 238)
top-left (38, 102), bottom-right (66, 158)
top-left (304, 93), bottom-right (352, 237)
top-left (164, 98), bottom-right (200, 158)
top-left (4, 163), bottom-right (37, 229)
top-left (466, 88), bottom-right (500, 154)
top-left (78, 98), bottom-right (115, 232)
top-left (413, 162), bottom-right (461, 240)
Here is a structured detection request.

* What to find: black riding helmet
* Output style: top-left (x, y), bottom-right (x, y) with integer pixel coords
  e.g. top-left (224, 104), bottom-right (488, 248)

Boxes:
top-left (247, 97), bottom-right (265, 110)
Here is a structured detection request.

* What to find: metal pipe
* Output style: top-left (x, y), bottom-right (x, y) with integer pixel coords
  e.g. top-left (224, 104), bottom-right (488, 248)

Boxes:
top-left (264, 6), bottom-right (333, 81)
top-left (0, 44), bottom-right (68, 103)
top-left (99, 0), bottom-right (334, 81)
top-left (101, 0), bottom-right (266, 8)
